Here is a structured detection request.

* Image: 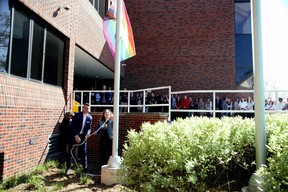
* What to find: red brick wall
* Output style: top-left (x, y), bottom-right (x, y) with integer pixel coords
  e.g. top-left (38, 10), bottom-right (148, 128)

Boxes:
top-left (0, 0), bottom-right (121, 180)
top-left (123, 0), bottom-right (236, 91)
top-left (0, 74), bottom-right (65, 179)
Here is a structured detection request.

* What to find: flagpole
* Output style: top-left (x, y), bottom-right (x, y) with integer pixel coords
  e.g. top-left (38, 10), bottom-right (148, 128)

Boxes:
top-left (108, 0), bottom-right (122, 168)
top-left (244, 0), bottom-right (266, 191)
top-left (251, 0), bottom-right (266, 170)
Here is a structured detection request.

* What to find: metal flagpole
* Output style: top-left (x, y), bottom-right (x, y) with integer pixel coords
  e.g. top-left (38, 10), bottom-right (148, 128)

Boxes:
top-left (107, 0), bottom-right (122, 168)
top-left (251, 0), bottom-right (266, 171)
top-left (245, 0), bottom-right (266, 191)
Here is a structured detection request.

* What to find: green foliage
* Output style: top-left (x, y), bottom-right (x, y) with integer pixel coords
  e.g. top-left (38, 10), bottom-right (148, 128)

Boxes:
top-left (119, 116), bottom-right (258, 191)
top-left (79, 174), bottom-right (93, 186)
top-left (74, 165), bottom-right (84, 178)
top-left (44, 160), bottom-right (59, 169)
top-left (26, 175), bottom-right (45, 190)
top-left (31, 160), bottom-right (59, 175)
top-left (32, 164), bottom-right (47, 175)
top-left (51, 182), bottom-right (64, 190)
top-left (257, 114), bottom-right (288, 191)
top-left (0, 160), bottom-right (56, 190)
top-left (0, 174), bottom-right (29, 190)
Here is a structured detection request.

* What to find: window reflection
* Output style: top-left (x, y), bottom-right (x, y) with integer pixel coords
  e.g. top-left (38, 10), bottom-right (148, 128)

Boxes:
top-left (235, 2), bottom-right (251, 34)
top-left (0, 0), bottom-right (11, 73)
top-left (31, 21), bottom-right (44, 81)
top-left (235, 1), bottom-right (253, 84)
top-left (10, 9), bottom-right (29, 77)
top-left (2, 1), bottom-right (65, 87)
top-left (89, 0), bottom-right (107, 18)
top-left (44, 30), bottom-right (64, 86)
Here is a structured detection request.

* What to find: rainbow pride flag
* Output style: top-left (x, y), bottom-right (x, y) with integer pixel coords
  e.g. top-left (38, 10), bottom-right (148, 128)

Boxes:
top-left (103, 0), bottom-right (136, 61)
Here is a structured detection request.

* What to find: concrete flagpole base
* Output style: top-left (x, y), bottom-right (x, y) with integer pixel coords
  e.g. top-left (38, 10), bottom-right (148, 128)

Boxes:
top-left (101, 155), bottom-right (122, 186)
top-left (241, 172), bottom-right (264, 192)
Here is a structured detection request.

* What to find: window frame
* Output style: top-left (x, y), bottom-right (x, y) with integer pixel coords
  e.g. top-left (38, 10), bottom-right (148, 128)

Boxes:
top-left (5, 2), bottom-right (66, 87)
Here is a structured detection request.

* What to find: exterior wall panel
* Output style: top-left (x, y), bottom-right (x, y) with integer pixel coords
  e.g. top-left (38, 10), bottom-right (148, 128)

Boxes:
top-left (18, 0), bottom-right (114, 68)
top-left (0, 74), bottom-right (64, 178)
top-left (123, 0), bottom-right (236, 91)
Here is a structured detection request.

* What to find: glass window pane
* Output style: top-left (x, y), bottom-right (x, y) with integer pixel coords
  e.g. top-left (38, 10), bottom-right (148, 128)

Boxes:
top-left (30, 21), bottom-right (44, 81)
top-left (235, 34), bottom-right (253, 83)
top-left (94, 0), bottom-right (99, 11)
top-left (235, 2), bottom-right (251, 34)
top-left (10, 9), bottom-right (29, 77)
top-left (0, 0), bottom-right (11, 73)
top-left (99, 0), bottom-right (107, 18)
top-left (44, 30), bottom-right (64, 86)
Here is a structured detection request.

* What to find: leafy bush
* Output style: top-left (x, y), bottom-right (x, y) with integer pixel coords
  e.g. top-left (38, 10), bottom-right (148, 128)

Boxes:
top-left (257, 114), bottom-right (288, 191)
top-left (119, 116), bottom-right (257, 191)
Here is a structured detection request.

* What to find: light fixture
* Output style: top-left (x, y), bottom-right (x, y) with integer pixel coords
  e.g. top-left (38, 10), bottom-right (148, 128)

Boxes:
top-left (58, 5), bottom-right (70, 12)
top-left (53, 5), bottom-right (70, 17)
top-left (63, 6), bottom-right (70, 11)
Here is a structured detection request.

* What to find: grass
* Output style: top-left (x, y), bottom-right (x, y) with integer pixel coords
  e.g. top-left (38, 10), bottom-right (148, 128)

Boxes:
top-left (0, 174), bottom-right (29, 190)
top-left (79, 174), bottom-right (93, 186)
top-left (26, 175), bottom-right (45, 190)
top-left (0, 160), bottom-right (100, 191)
top-left (50, 182), bottom-right (64, 190)
top-left (0, 160), bottom-right (61, 191)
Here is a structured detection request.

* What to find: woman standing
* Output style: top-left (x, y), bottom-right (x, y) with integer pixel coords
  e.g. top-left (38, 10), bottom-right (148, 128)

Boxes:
top-left (93, 109), bottom-right (114, 167)
top-left (60, 111), bottom-right (74, 161)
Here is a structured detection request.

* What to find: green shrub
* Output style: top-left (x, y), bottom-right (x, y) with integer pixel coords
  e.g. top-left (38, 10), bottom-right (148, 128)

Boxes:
top-left (119, 116), bottom-right (257, 191)
top-left (257, 114), bottom-right (288, 191)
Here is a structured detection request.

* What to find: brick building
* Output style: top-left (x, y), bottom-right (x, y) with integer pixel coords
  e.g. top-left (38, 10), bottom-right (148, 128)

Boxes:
top-left (0, 0), bottom-right (252, 180)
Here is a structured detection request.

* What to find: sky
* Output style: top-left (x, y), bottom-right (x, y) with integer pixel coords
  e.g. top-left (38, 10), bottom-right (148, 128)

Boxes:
top-left (261, 0), bottom-right (288, 91)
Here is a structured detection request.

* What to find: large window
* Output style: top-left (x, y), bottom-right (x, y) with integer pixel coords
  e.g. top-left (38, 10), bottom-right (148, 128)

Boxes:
top-left (89, 0), bottom-right (107, 18)
top-left (30, 20), bottom-right (45, 81)
top-left (235, 2), bottom-right (251, 34)
top-left (235, 1), bottom-right (253, 84)
top-left (1, 2), bottom-right (66, 87)
top-left (44, 30), bottom-right (64, 86)
top-left (0, 0), bottom-right (11, 73)
top-left (10, 9), bottom-right (29, 77)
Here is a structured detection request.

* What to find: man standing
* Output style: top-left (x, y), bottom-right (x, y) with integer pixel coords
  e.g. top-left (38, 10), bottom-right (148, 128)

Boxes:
top-left (65, 103), bottom-right (92, 174)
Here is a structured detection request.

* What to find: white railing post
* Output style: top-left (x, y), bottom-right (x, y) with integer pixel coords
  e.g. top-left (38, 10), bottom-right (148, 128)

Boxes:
top-left (213, 91), bottom-right (216, 118)
top-left (142, 90), bottom-right (146, 113)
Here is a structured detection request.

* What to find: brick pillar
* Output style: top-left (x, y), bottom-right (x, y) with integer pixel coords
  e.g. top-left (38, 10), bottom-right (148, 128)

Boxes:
top-left (64, 39), bottom-right (76, 112)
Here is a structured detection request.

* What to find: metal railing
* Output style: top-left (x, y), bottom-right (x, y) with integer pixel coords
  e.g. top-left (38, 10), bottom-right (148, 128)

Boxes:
top-left (72, 85), bottom-right (171, 114)
top-left (72, 87), bottom-right (288, 121)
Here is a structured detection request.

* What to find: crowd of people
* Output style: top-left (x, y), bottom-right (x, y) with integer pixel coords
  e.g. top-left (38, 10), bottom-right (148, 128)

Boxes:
top-left (171, 94), bottom-right (288, 120)
top-left (74, 86), bottom-right (170, 113)
top-left (74, 86), bottom-right (288, 119)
